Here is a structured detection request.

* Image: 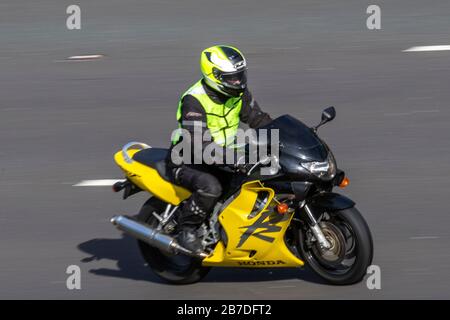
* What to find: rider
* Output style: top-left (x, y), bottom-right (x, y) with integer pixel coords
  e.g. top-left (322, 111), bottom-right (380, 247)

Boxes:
top-left (168, 45), bottom-right (273, 253)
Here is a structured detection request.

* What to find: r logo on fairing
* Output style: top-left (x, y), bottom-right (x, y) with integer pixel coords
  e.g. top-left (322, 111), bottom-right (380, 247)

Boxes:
top-left (237, 210), bottom-right (286, 248)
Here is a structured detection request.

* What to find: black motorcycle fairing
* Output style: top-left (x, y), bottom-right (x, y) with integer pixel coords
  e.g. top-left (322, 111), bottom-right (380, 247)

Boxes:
top-left (291, 181), bottom-right (313, 201)
top-left (307, 192), bottom-right (355, 213)
top-left (261, 115), bottom-right (328, 162)
top-left (257, 115), bottom-right (330, 180)
top-left (260, 180), bottom-right (293, 194)
top-left (262, 180), bottom-right (312, 201)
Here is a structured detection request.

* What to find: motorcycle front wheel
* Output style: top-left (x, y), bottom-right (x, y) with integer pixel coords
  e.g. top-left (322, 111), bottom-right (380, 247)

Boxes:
top-left (136, 197), bottom-right (211, 284)
top-left (297, 207), bottom-right (374, 285)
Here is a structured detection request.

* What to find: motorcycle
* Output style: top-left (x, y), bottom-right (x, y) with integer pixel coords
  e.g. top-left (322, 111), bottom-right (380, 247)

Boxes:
top-left (110, 107), bottom-right (373, 285)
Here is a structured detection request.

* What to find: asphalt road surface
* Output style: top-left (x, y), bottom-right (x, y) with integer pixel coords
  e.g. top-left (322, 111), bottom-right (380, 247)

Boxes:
top-left (1, 0), bottom-right (450, 299)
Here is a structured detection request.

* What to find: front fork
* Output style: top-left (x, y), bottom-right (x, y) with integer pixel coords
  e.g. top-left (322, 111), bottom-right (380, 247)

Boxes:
top-left (300, 202), bottom-right (331, 250)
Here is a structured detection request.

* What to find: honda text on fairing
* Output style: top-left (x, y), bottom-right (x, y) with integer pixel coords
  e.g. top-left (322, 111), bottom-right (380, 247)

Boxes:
top-left (110, 107), bottom-right (374, 285)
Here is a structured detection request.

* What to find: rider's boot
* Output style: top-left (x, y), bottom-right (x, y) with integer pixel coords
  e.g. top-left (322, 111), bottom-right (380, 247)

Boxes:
top-left (176, 225), bottom-right (203, 253)
top-left (175, 197), bottom-right (207, 254)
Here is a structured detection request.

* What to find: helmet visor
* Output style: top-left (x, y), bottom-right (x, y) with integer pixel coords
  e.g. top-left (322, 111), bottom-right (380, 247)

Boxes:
top-left (219, 69), bottom-right (247, 89)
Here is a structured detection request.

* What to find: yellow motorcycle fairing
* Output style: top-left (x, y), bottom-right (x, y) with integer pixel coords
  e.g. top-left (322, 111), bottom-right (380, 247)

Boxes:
top-left (115, 148), bottom-right (303, 268)
top-left (114, 149), bottom-right (191, 205)
top-left (202, 181), bottom-right (304, 268)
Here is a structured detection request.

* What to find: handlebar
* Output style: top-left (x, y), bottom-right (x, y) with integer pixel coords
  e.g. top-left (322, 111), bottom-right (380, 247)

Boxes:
top-left (246, 155), bottom-right (280, 176)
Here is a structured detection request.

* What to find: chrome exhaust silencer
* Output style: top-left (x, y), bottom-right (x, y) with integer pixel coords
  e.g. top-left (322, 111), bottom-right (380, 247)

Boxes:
top-left (110, 215), bottom-right (208, 259)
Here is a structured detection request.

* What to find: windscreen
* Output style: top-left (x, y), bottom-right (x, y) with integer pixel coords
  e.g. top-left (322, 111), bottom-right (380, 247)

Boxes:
top-left (259, 115), bottom-right (328, 162)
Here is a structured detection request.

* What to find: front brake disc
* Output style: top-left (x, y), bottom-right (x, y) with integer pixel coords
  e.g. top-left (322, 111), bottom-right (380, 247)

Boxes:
top-left (311, 221), bottom-right (347, 267)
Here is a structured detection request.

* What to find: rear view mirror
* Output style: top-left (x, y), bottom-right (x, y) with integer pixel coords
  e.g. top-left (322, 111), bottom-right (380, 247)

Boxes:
top-left (322, 106), bottom-right (336, 122)
top-left (313, 106), bottom-right (336, 132)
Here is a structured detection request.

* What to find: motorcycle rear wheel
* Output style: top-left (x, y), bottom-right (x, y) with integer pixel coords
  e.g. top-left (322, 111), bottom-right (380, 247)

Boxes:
top-left (136, 197), bottom-right (211, 284)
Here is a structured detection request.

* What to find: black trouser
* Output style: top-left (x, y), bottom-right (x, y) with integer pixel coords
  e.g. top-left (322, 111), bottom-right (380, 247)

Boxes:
top-left (173, 165), bottom-right (223, 227)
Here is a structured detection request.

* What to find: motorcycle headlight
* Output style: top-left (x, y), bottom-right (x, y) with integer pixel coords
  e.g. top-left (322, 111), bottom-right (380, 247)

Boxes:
top-left (301, 153), bottom-right (336, 180)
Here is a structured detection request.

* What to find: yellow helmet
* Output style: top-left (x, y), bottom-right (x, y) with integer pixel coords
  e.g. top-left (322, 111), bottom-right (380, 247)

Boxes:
top-left (200, 45), bottom-right (247, 97)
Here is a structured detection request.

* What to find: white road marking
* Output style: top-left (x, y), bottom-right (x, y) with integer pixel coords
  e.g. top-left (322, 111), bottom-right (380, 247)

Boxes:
top-left (409, 236), bottom-right (439, 240)
top-left (403, 45), bottom-right (450, 52)
top-left (67, 54), bottom-right (104, 60)
top-left (73, 179), bottom-right (125, 187)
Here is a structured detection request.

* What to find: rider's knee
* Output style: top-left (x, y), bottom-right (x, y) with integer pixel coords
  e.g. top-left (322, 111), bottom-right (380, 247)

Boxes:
top-left (197, 175), bottom-right (222, 198)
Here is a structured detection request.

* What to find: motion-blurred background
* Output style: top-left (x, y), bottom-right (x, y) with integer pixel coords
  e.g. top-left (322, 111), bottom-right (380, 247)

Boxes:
top-left (1, 0), bottom-right (450, 298)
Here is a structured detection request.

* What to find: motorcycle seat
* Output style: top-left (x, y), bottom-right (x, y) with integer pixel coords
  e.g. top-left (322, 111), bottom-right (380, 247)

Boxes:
top-left (132, 148), bottom-right (173, 182)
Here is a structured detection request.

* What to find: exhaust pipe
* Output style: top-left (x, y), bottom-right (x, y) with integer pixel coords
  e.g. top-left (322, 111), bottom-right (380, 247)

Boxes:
top-left (110, 215), bottom-right (208, 259)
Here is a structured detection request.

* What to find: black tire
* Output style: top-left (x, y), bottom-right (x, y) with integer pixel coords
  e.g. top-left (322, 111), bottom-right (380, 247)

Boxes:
top-left (297, 207), bottom-right (373, 285)
top-left (136, 197), bottom-right (211, 284)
